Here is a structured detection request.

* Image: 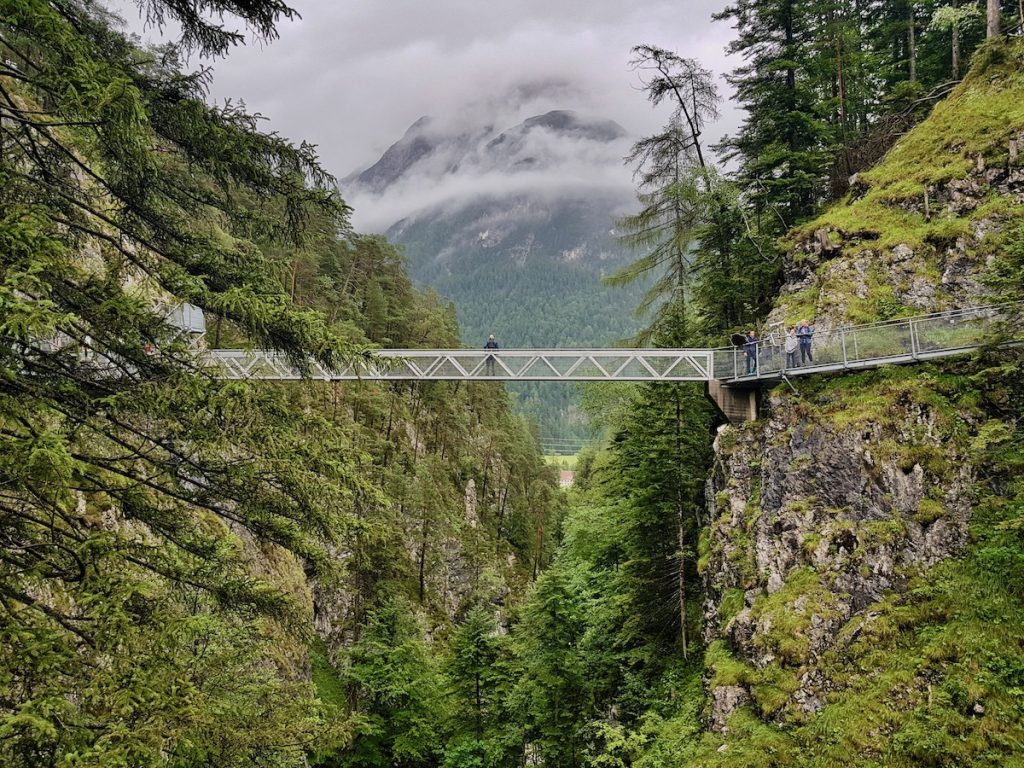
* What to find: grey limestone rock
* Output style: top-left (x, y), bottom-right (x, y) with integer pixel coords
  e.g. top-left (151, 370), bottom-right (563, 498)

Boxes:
top-left (709, 685), bottom-right (752, 733)
top-left (703, 396), bottom-right (974, 726)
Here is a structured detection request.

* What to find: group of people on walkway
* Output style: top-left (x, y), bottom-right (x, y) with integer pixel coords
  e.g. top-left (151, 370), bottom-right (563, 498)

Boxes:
top-left (744, 320), bottom-right (815, 375)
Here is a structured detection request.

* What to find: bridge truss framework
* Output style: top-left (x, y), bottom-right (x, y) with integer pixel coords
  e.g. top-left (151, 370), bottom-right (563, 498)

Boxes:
top-left (207, 348), bottom-right (716, 382)
top-left (205, 303), bottom-right (1010, 388)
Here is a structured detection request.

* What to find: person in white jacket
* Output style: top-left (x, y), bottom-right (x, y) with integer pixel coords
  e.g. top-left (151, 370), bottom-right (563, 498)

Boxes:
top-left (784, 326), bottom-right (799, 368)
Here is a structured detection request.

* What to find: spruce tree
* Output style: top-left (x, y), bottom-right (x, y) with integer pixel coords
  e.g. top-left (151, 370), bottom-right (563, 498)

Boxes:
top-left (1, 2), bottom-right (372, 764)
top-left (715, 0), bottom-right (840, 223)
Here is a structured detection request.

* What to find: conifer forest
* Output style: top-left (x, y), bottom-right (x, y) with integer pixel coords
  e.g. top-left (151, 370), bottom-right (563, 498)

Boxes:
top-left (3, 0), bottom-right (1024, 766)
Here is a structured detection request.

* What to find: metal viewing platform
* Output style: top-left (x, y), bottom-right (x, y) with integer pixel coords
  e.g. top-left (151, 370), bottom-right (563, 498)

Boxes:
top-left (712, 303), bottom-right (1006, 383)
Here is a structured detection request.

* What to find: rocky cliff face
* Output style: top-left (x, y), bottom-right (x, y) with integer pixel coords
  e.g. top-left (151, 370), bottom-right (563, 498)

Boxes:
top-left (772, 157), bottom-right (1024, 331)
top-left (700, 43), bottom-right (1024, 733)
top-left (703, 378), bottom-right (979, 726)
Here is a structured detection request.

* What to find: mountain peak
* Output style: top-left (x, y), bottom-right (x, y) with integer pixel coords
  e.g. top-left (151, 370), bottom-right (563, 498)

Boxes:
top-left (520, 110), bottom-right (626, 141)
top-left (347, 109), bottom-right (629, 198)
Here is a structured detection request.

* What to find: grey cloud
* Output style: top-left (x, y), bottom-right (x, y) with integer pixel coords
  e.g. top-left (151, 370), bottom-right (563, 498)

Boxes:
top-left (113, 0), bottom-right (740, 207)
top-left (346, 121), bottom-right (638, 231)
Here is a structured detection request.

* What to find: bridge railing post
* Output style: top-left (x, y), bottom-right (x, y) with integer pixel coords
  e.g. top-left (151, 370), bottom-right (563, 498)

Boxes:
top-left (909, 318), bottom-right (919, 359)
top-left (841, 328), bottom-right (848, 367)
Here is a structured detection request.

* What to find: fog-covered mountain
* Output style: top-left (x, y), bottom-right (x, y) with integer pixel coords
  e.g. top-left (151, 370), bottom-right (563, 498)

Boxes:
top-left (348, 110), bottom-right (629, 198)
top-left (345, 109), bottom-right (645, 442)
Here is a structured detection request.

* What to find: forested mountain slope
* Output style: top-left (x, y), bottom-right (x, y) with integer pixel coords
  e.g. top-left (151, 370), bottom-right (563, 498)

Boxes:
top-left (0, 4), bottom-right (559, 766)
top-left (346, 110), bottom-right (647, 444)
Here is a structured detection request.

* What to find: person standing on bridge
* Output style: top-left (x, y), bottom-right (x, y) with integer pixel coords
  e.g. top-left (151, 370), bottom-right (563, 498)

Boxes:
top-left (744, 330), bottom-right (758, 375)
top-left (784, 326), bottom-right (799, 369)
top-left (484, 334), bottom-right (499, 376)
top-left (797, 319), bottom-right (815, 365)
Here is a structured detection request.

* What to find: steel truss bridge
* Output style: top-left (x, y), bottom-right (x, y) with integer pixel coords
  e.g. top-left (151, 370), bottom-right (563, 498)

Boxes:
top-left (207, 348), bottom-right (716, 382)
top-left (206, 303), bottom-right (1011, 386)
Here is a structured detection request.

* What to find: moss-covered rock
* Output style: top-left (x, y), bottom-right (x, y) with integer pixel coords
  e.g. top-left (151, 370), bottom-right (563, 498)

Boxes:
top-left (769, 40), bottom-right (1024, 331)
top-left (701, 39), bottom-right (1024, 744)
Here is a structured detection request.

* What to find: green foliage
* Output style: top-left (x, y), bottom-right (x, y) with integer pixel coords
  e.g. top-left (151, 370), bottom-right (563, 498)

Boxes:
top-left (1, 3), bottom-right (560, 767)
top-left (0, 1), bottom-right (378, 763)
top-left (611, 45), bottom-right (780, 343)
top-left (339, 599), bottom-right (446, 768)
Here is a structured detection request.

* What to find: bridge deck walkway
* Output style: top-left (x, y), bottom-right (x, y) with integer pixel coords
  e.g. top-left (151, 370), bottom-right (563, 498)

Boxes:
top-left (205, 303), bottom-right (1010, 387)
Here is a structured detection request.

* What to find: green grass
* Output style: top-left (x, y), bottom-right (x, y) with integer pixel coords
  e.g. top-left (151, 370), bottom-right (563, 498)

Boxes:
top-left (309, 637), bottom-right (347, 711)
top-left (543, 454), bottom-right (578, 469)
top-left (777, 39), bottom-right (1024, 327)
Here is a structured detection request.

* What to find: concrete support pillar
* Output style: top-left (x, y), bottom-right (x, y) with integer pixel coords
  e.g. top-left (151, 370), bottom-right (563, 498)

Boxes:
top-left (705, 380), bottom-right (759, 424)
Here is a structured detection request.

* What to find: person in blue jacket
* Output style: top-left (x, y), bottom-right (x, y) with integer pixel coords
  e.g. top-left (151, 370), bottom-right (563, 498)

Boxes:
top-left (797, 319), bottom-right (815, 364)
top-left (484, 334), bottom-right (499, 375)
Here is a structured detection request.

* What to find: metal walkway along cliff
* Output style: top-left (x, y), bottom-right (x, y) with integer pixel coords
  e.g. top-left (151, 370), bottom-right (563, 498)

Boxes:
top-left (205, 303), bottom-right (1012, 423)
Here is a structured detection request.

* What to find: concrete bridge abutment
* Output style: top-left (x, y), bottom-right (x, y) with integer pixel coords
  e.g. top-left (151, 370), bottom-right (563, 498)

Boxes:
top-left (705, 380), bottom-right (760, 424)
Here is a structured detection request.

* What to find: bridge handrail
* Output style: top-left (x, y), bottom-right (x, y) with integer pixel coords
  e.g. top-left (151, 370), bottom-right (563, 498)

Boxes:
top-left (205, 347), bottom-right (716, 382)
top-left (716, 300), bottom-right (1018, 382)
top-left (712, 301), bottom-right (1016, 345)
top-left (207, 347), bottom-right (715, 356)
top-left (202, 302), bottom-right (1020, 383)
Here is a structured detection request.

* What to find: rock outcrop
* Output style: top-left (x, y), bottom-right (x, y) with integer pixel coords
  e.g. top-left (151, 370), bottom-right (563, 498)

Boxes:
top-left (702, 382), bottom-right (976, 724)
top-left (700, 48), bottom-right (1024, 731)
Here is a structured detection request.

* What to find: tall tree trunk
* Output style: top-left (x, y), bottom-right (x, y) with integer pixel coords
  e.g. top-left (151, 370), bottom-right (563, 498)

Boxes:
top-left (675, 391), bottom-right (688, 658)
top-left (988, 0), bottom-right (1001, 37)
top-left (908, 4), bottom-right (918, 82)
top-left (418, 518), bottom-right (428, 603)
top-left (783, 0), bottom-right (803, 219)
top-left (835, 31), bottom-right (847, 134)
top-left (952, 26), bottom-right (961, 79)
top-left (289, 258), bottom-right (300, 300)
top-left (952, 0), bottom-right (962, 79)
top-left (784, 0), bottom-right (796, 125)
top-left (532, 515), bottom-right (545, 581)
top-left (475, 672), bottom-right (482, 738)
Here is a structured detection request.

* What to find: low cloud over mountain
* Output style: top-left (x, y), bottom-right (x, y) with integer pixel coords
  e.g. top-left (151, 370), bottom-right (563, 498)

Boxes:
top-left (342, 100), bottom-right (646, 439)
top-left (344, 102), bottom-right (635, 234)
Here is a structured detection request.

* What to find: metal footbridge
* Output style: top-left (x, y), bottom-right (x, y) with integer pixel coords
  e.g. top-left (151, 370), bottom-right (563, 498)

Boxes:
top-left (206, 303), bottom-right (1009, 385)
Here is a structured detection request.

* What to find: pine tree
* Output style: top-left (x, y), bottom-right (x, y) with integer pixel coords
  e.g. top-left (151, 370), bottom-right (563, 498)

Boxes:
top-left (343, 599), bottom-right (446, 767)
top-left (715, 0), bottom-right (831, 225)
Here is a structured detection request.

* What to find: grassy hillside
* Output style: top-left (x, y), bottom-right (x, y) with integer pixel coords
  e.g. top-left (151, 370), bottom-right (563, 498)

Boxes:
top-left (777, 40), bottom-right (1024, 325)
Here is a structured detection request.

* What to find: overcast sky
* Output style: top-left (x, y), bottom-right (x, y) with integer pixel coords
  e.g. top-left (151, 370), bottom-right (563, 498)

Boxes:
top-left (116, 0), bottom-right (742, 184)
